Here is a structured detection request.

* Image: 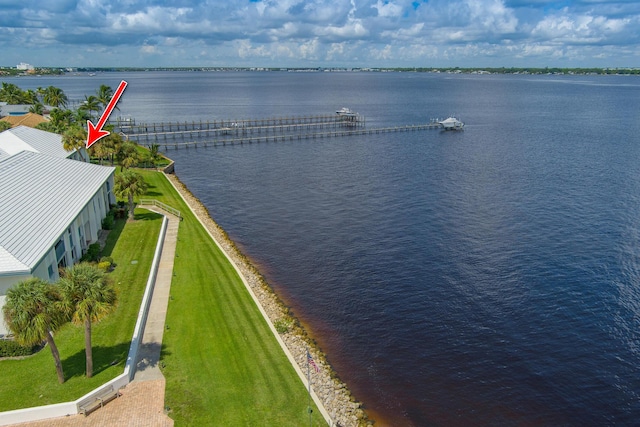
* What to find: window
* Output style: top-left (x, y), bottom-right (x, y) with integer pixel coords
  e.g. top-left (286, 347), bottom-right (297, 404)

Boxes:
top-left (55, 238), bottom-right (65, 262)
top-left (78, 225), bottom-right (85, 247)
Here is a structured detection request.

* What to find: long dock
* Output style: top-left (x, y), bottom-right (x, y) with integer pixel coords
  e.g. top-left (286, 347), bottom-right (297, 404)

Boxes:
top-left (116, 114), bottom-right (445, 150)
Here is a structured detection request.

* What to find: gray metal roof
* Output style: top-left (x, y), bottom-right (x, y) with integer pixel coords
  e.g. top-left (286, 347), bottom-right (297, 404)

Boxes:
top-left (0, 151), bottom-right (115, 272)
top-left (0, 246), bottom-right (29, 275)
top-left (0, 147), bottom-right (8, 161)
top-left (0, 126), bottom-right (76, 159)
top-left (0, 104), bottom-right (30, 117)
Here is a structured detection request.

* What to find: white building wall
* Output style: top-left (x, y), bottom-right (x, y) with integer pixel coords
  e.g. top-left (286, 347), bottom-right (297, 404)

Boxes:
top-left (2, 173), bottom-right (115, 296)
top-left (32, 251), bottom-right (57, 283)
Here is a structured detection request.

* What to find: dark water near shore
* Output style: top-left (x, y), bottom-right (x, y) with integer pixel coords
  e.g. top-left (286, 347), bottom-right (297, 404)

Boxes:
top-left (6, 72), bottom-right (640, 425)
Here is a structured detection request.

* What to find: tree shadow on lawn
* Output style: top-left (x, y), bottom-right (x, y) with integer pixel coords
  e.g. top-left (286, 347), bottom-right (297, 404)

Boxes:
top-left (134, 211), bottom-right (163, 222)
top-left (142, 182), bottom-right (163, 198)
top-left (101, 218), bottom-right (126, 258)
top-left (62, 342), bottom-right (130, 380)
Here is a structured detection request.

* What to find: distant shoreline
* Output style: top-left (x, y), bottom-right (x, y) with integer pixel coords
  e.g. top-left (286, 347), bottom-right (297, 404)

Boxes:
top-left (2, 66), bottom-right (640, 76)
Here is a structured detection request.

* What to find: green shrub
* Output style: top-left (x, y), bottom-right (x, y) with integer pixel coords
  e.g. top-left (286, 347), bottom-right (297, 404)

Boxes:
top-left (102, 213), bottom-right (115, 230)
top-left (0, 339), bottom-right (40, 358)
top-left (273, 318), bottom-right (293, 334)
top-left (97, 261), bottom-right (112, 272)
top-left (80, 243), bottom-right (101, 262)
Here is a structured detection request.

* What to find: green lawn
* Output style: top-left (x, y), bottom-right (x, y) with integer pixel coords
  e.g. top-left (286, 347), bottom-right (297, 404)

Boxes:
top-left (134, 144), bottom-right (171, 169)
top-left (0, 210), bottom-right (162, 411)
top-left (138, 170), bottom-right (326, 426)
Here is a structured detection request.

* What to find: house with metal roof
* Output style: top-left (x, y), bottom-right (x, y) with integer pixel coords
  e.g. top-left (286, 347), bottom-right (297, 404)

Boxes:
top-left (0, 125), bottom-right (88, 162)
top-left (0, 143), bottom-right (115, 335)
top-left (0, 103), bottom-right (31, 117)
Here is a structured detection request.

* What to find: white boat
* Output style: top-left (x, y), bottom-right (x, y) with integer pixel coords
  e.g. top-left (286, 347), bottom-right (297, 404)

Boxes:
top-left (336, 107), bottom-right (357, 117)
top-left (438, 117), bottom-right (464, 130)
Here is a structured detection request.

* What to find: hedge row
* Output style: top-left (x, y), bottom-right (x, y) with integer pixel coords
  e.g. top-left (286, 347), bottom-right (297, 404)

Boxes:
top-left (0, 339), bottom-right (41, 358)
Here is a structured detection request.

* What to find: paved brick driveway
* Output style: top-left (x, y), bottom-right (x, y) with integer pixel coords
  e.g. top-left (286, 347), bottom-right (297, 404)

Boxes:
top-left (7, 380), bottom-right (173, 427)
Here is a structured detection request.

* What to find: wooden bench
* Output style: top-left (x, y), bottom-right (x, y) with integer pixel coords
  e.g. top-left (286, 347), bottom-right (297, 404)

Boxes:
top-left (78, 385), bottom-right (121, 416)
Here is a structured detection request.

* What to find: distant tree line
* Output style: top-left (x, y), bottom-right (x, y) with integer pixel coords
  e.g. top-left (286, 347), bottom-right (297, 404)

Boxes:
top-left (390, 67), bottom-right (640, 75)
top-left (59, 66), bottom-right (640, 75)
top-left (0, 67), bottom-right (64, 77)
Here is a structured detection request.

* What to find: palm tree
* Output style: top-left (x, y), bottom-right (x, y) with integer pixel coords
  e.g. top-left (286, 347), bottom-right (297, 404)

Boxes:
top-left (42, 86), bottom-right (68, 108)
top-left (96, 85), bottom-right (114, 111)
top-left (89, 142), bottom-right (108, 165)
top-left (73, 108), bottom-right (91, 124)
top-left (24, 89), bottom-right (39, 105)
top-left (117, 141), bottom-right (140, 170)
top-left (79, 95), bottom-right (101, 119)
top-left (148, 144), bottom-right (162, 170)
top-left (62, 125), bottom-right (87, 160)
top-left (3, 278), bottom-right (68, 383)
top-left (0, 82), bottom-right (26, 104)
top-left (59, 263), bottom-right (117, 378)
top-left (29, 102), bottom-right (44, 115)
top-left (48, 108), bottom-right (75, 133)
top-left (114, 169), bottom-right (148, 220)
top-left (101, 129), bottom-right (123, 166)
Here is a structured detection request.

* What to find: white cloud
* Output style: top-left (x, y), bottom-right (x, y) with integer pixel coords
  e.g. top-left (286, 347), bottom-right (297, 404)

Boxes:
top-left (1, 0), bottom-right (639, 67)
top-left (532, 8), bottom-right (633, 45)
top-left (140, 44), bottom-right (158, 54)
top-left (372, 0), bottom-right (403, 18)
top-left (381, 23), bottom-right (425, 41)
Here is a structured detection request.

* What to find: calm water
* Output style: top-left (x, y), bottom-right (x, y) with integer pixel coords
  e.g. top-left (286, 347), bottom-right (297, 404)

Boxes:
top-left (6, 72), bottom-right (640, 425)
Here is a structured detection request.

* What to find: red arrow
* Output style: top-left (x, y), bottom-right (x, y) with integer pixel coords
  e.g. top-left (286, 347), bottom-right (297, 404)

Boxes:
top-left (86, 80), bottom-right (128, 148)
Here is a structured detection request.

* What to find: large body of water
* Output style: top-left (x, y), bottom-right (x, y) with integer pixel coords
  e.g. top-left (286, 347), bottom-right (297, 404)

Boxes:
top-left (5, 71), bottom-right (640, 425)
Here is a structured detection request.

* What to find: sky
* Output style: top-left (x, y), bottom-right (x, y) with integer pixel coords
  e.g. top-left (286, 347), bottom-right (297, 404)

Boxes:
top-left (1, 0), bottom-right (639, 68)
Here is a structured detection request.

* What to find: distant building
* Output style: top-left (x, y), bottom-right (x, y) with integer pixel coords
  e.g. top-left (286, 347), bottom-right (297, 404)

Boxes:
top-left (0, 127), bottom-right (115, 336)
top-left (16, 62), bottom-right (34, 71)
top-left (0, 112), bottom-right (48, 129)
top-left (0, 103), bottom-right (31, 117)
top-left (0, 103), bottom-right (55, 119)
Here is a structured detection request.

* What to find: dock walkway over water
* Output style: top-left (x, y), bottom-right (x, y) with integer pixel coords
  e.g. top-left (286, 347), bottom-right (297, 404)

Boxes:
top-left (115, 114), bottom-right (444, 150)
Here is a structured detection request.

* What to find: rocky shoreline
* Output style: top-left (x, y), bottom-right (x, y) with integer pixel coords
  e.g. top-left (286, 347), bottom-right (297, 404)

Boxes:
top-left (164, 172), bottom-right (372, 427)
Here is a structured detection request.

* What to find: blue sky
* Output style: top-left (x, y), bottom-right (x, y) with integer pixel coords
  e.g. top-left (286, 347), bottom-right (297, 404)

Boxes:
top-left (1, 0), bottom-right (639, 68)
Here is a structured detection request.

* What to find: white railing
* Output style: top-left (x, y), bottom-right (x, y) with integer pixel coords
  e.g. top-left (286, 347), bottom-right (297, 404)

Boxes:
top-left (139, 199), bottom-right (181, 219)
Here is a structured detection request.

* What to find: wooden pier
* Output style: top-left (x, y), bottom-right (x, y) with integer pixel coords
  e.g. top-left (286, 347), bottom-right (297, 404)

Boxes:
top-left (116, 114), bottom-right (444, 150)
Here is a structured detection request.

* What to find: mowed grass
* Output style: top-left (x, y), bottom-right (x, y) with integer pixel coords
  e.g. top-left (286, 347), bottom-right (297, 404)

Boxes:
top-left (0, 210), bottom-right (162, 411)
top-left (138, 170), bottom-right (325, 426)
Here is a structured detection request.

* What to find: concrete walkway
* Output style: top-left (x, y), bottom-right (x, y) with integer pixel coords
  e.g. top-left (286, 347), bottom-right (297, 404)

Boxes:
top-left (133, 207), bottom-right (180, 382)
top-left (8, 208), bottom-right (179, 427)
